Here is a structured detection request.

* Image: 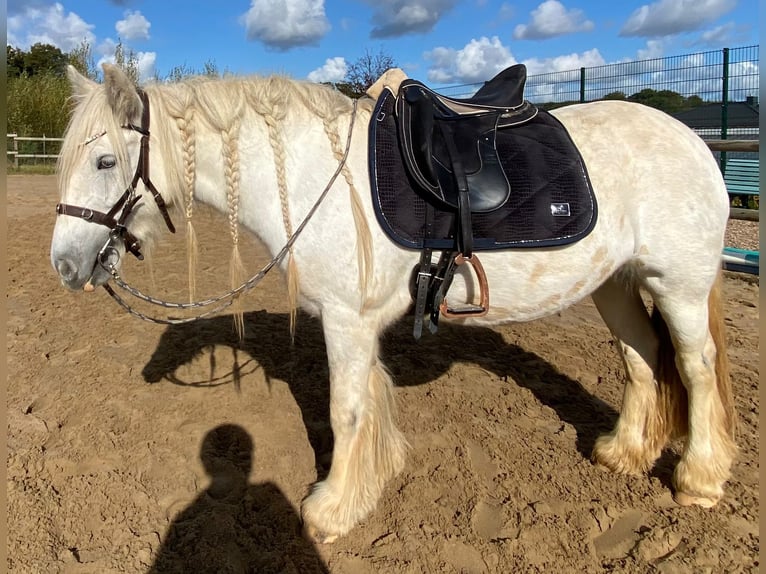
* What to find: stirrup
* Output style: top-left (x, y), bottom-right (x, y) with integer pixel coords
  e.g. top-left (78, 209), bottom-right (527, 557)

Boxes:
top-left (439, 253), bottom-right (489, 318)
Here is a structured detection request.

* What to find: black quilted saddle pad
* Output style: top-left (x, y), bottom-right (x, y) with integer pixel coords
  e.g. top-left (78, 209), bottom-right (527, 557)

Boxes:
top-left (368, 88), bottom-right (598, 251)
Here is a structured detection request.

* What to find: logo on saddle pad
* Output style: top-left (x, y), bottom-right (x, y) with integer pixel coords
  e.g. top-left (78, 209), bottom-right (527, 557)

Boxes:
top-left (551, 202), bottom-right (571, 217)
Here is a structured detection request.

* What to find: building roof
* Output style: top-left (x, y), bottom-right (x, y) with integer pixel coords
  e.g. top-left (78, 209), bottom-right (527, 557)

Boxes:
top-left (672, 99), bottom-right (759, 129)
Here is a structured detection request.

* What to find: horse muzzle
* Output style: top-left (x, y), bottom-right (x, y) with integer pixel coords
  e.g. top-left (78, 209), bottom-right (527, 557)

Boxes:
top-left (52, 254), bottom-right (111, 291)
top-left (52, 231), bottom-right (124, 292)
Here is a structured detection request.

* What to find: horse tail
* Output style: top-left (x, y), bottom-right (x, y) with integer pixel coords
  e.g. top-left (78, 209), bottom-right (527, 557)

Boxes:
top-left (651, 270), bottom-right (735, 442)
top-left (706, 271), bottom-right (736, 437)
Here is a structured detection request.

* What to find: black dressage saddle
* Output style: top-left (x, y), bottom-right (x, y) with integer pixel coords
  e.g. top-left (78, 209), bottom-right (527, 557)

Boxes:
top-left (396, 64), bottom-right (537, 218)
top-left (368, 64), bottom-right (597, 338)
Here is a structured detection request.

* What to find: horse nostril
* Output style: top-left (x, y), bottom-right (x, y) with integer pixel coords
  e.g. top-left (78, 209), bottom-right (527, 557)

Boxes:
top-left (56, 259), bottom-right (78, 282)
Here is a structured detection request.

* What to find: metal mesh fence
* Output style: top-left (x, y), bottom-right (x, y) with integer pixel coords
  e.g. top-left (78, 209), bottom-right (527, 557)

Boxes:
top-left (439, 45), bottom-right (759, 106)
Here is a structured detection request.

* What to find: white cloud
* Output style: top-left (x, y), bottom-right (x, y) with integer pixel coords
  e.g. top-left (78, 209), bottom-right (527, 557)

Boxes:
top-left (97, 38), bottom-right (119, 59)
top-left (636, 39), bottom-right (666, 60)
top-left (695, 22), bottom-right (750, 47)
top-left (523, 48), bottom-right (606, 75)
top-left (137, 51), bottom-right (157, 80)
top-left (116, 10), bottom-right (151, 41)
top-left (365, 0), bottom-right (458, 38)
top-left (241, 0), bottom-right (330, 50)
top-left (620, 0), bottom-right (736, 37)
top-left (8, 2), bottom-right (95, 51)
top-left (308, 57), bottom-right (348, 82)
top-left (425, 36), bottom-right (517, 83)
top-left (513, 0), bottom-right (594, 40)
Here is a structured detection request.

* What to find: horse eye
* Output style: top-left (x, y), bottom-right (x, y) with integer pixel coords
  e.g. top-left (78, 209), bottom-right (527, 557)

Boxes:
top-left (97, 155), bottom-right (116, 170)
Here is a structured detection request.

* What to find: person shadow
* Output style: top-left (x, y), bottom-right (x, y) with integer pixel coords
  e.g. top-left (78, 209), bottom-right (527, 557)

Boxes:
top-left (148, 423), bottom-right (329, 574)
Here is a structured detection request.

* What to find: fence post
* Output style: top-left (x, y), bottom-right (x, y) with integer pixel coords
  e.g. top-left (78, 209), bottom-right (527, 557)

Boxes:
top-left (13, 135), bottom-right (18, 169)
top-left (579, 67), bottom-right (586, 102)
top-left (720, 47), bottom-right (729, 170)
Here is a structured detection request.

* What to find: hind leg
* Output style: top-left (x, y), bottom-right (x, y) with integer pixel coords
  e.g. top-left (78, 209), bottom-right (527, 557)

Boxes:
top-left (301, 306), bottom-right (408, 542)
top-left (591, 277), bottom-right (669, 474)
top-left (650, 287), bottom-right (736, 507)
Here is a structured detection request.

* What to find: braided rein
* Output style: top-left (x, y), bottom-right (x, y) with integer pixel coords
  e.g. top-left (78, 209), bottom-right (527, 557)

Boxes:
top-left (100, 100), bottom-right (359, 325)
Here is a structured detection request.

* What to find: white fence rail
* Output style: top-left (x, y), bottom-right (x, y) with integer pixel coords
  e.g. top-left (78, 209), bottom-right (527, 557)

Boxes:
top-left (7, 134), bottom-right (64, 168)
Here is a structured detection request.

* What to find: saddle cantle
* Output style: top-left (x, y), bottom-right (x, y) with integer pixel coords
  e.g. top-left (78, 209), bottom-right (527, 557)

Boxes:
top-left (368, 64), bottom-right (597, 338)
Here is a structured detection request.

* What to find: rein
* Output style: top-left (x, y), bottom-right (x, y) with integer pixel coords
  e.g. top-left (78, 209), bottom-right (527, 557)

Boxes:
top-left (100, 99), bottom-right (359, 325)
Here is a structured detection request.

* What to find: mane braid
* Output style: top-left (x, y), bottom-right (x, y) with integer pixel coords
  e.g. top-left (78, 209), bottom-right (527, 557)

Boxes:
top-left (291, 86), bottom-right (373, 309)
top-left (321, 116), bottom-right (371, 304)
top-left (261, 108), bottom-right (300, 339)
top-left (175, 104), bottom-right (198, 302)
top-left (222, 118), bottom-right (245, 338)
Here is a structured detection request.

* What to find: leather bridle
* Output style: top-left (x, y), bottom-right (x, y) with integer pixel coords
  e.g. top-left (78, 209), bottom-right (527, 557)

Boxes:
top-left (55, 89), bottom-right (175, 264)
top-left (54, 89), bottom-right (358, 325)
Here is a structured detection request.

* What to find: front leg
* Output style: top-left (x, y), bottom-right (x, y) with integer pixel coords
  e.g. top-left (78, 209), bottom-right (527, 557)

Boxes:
top-left (301, 307), bottom-right (408, 543)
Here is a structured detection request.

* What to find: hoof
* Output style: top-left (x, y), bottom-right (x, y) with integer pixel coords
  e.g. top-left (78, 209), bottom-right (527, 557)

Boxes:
top-left (302, 521), bottom-right (339, 545)
top-left (592, 432), bottom-right (658, 476)
top-left (673, 490), bottom-right (720, 509)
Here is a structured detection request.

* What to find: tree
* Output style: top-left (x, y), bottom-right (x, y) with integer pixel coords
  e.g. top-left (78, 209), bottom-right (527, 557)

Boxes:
top-left (602, 91), bottom-right (626, 100)
top-left (163, 59), bottom-right (221, 82)
top-left (25, 43), bottom-right (69, 76)
top-left (626, 88), bottom-right (706, 113)
top-left (7, 45), bottom-right (25, 78)
top-left (345, 48), bottom-right (397, 97)
top-left (113, 39), bottom-right (140, 85)
top-left (68, 40), bottom-right (99, 81)
top-left (628, 88), bottom-right (686, 113)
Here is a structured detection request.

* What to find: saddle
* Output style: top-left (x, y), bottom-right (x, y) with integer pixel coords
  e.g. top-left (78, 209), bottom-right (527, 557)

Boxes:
top-left (396, 64), bottom-right (537, 256)
top-left (367, 64), bottom-right (597, 338)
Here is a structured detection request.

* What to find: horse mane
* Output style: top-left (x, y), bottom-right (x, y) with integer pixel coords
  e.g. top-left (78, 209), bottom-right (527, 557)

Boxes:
top-left (59, 74), bottom-right (375, 328)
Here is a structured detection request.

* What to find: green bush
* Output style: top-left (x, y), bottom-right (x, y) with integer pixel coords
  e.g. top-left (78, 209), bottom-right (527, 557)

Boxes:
top-left (7, 73), bottom-right (72, 138)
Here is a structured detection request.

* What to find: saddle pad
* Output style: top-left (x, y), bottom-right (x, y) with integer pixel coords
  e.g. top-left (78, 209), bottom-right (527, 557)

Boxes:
top-left (369, 88), bottom-right (598, 251)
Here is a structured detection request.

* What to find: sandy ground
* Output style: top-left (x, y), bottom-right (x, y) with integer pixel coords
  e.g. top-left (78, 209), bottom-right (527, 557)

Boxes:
top-left (7, 175), bottom-right (759, 573)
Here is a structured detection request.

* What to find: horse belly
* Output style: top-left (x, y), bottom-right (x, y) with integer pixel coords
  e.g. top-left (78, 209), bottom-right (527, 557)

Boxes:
top-left (445, 242), bottom-right (623, 325)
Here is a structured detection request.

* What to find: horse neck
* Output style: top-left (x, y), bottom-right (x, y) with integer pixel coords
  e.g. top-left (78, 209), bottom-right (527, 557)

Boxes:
top-left (154, 80), bottom-right (362, 255)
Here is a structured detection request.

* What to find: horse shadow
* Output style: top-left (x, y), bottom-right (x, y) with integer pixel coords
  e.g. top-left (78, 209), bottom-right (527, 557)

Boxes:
top-left (148, 423), bottom-right (329, 574)
top-left (141, 310), bottom-right (634, 482)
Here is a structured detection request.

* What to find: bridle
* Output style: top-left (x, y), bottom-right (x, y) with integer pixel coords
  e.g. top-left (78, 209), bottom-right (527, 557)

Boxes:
top-left (55, 89), bottom-right (359, 325)
top-left (56, 89), bottom-right (176, 264)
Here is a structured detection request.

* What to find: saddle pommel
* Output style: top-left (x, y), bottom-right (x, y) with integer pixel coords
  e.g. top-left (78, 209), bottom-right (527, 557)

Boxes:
top-left (366, 68), bottom-right (409, 100)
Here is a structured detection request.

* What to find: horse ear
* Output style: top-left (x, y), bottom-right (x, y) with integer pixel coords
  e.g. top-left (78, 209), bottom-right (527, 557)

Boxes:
top-left (102, 63), bottom-right (142, 122)
top-left (67, 65), bottom-right (97, 97)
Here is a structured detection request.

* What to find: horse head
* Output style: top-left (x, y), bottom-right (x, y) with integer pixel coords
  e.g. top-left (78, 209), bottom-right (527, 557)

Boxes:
top-left (51, 64), bottom-right (175, 291)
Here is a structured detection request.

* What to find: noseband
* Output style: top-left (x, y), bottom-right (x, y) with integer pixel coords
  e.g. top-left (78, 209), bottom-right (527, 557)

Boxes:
top-left (55, 89), bottom-right (175, 262)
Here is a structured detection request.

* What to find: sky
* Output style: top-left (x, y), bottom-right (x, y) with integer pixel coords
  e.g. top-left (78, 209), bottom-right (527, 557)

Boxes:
top-left (5, 0), bottom-right (759, 88)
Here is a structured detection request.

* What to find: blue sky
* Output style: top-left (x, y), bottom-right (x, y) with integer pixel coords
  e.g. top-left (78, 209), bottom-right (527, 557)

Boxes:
top-left (6, 0), bottom-right (759, 88)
